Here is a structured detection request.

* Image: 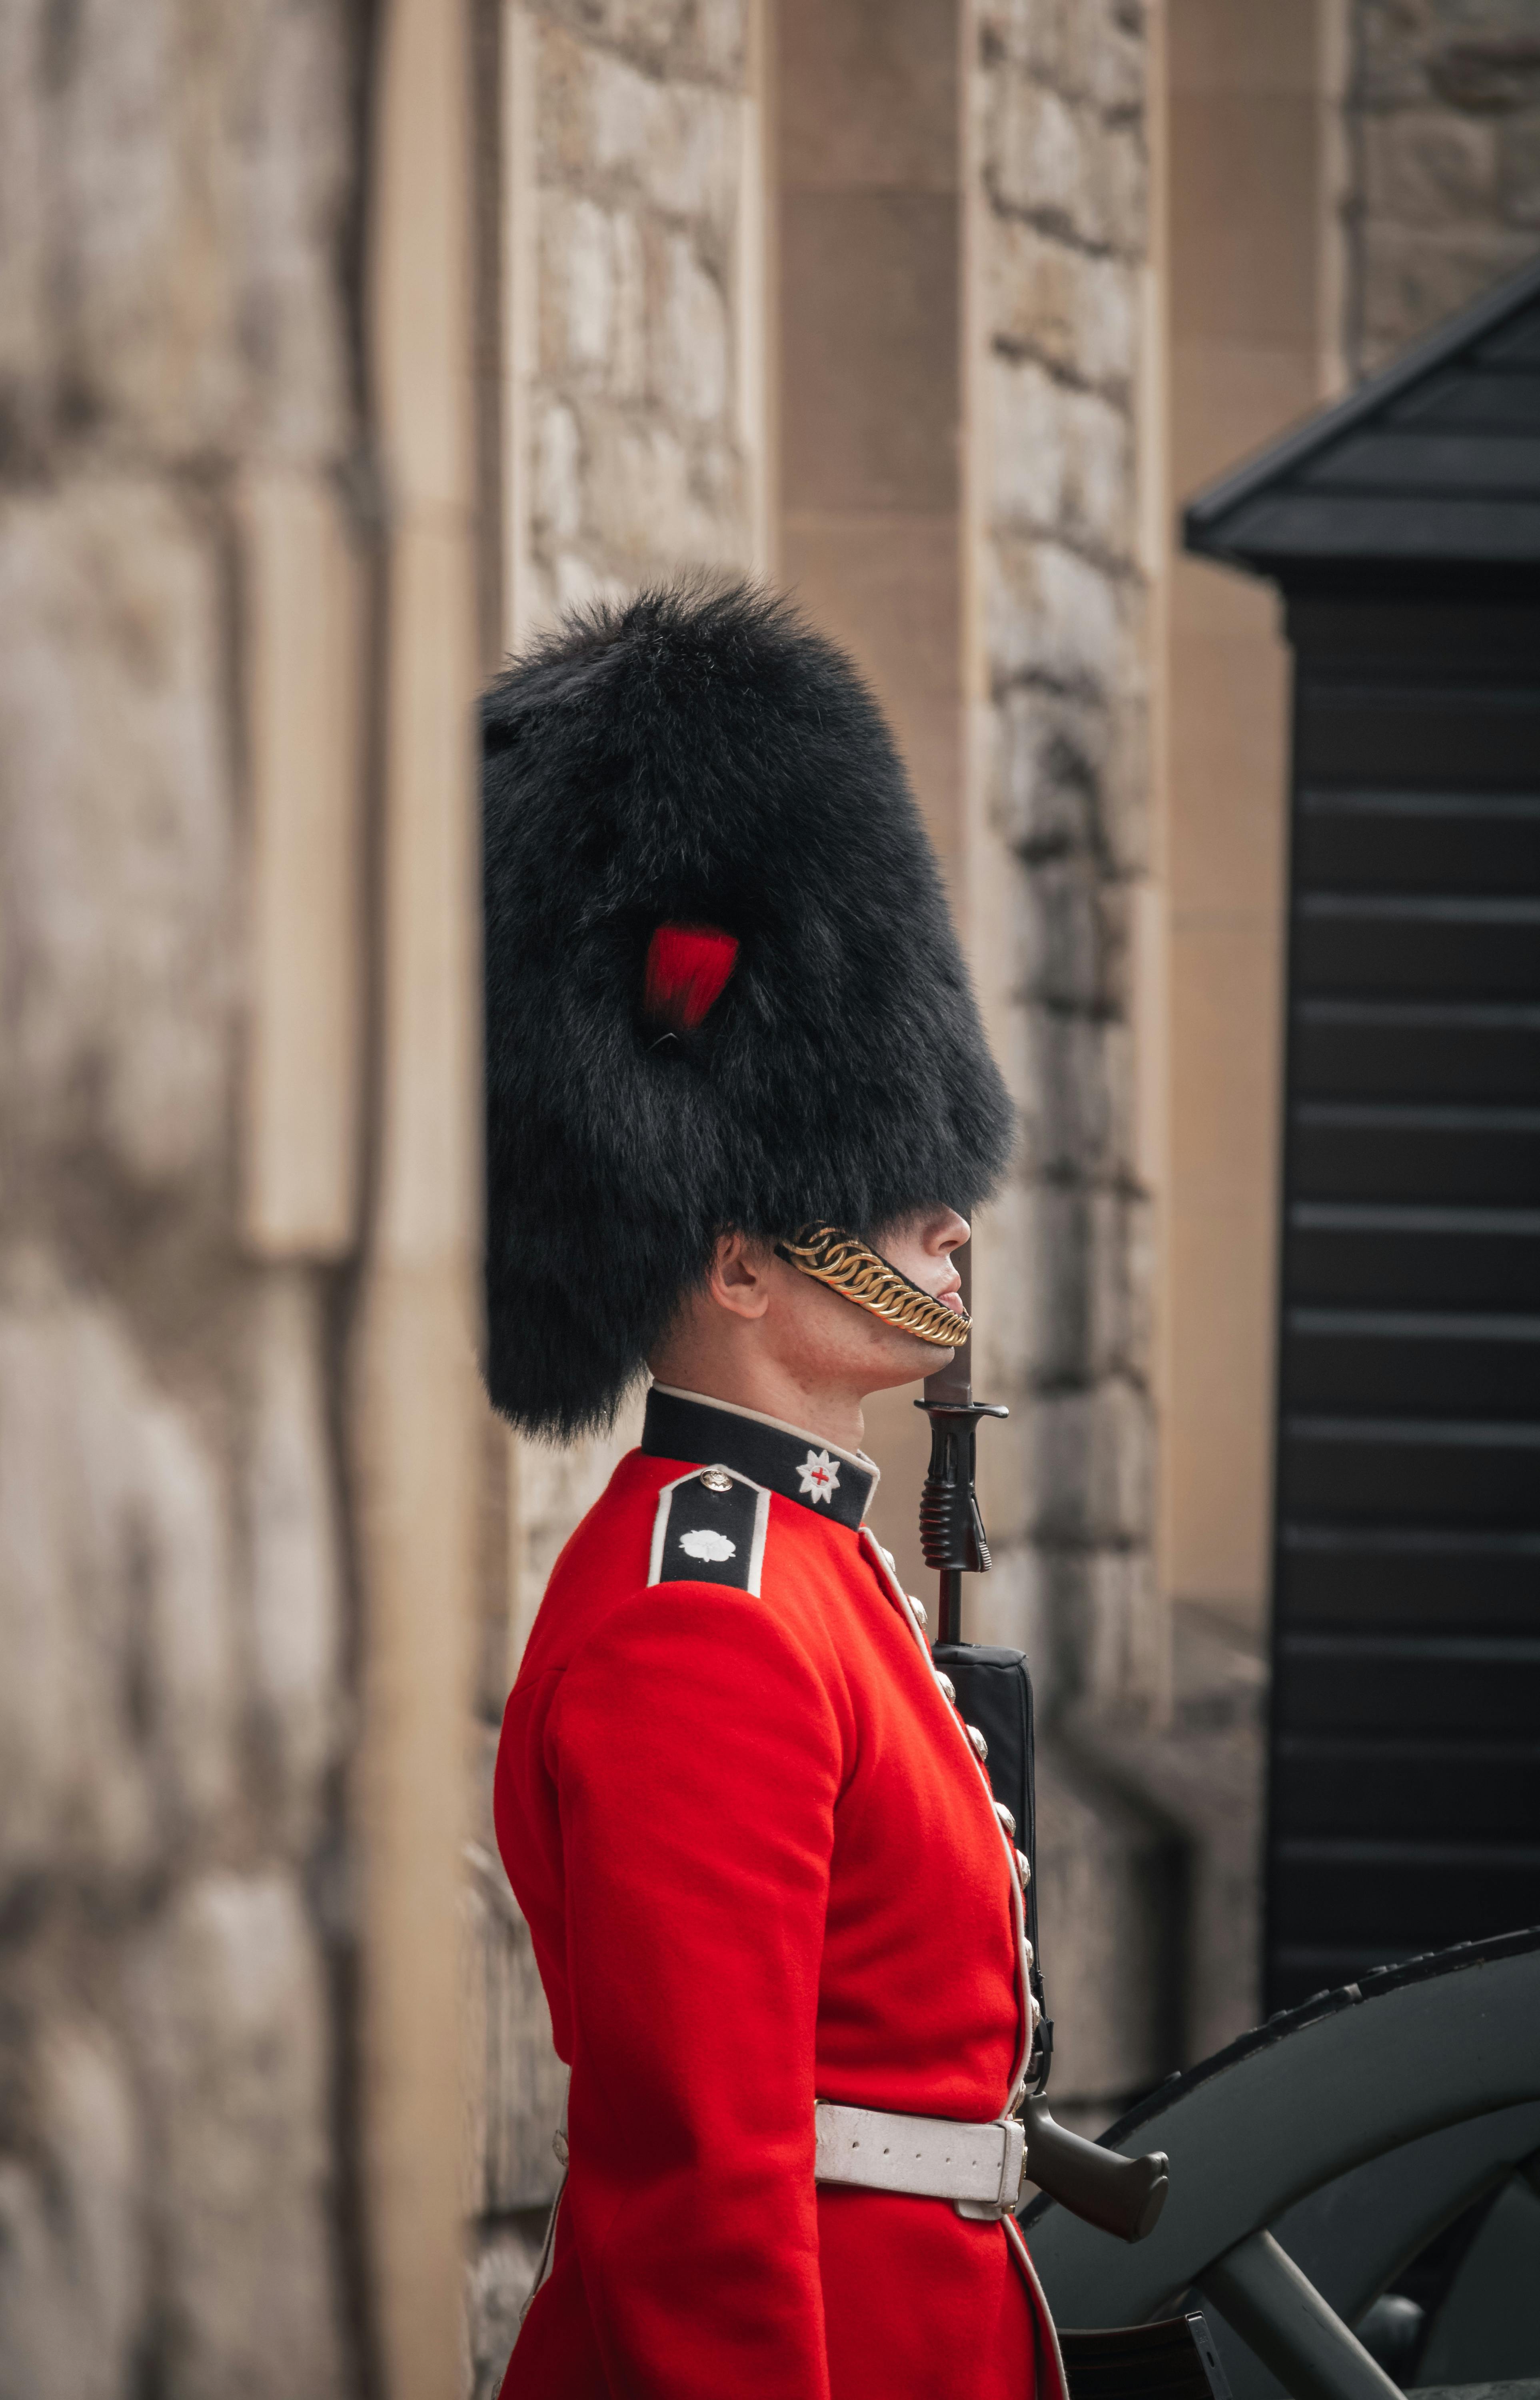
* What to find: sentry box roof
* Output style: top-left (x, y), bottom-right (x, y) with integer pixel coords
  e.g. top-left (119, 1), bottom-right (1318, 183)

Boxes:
top-left (1183, 254), bottom-right (1540, 585)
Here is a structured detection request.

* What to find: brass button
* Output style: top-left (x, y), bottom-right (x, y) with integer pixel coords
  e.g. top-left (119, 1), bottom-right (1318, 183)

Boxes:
top-left (553, 2128), bottom-right (569, 2164)
top-left (908, 1595), bottom-right (928, 1630)
top-left (934, 1670), bottom-right (957, 1706)
top-left (966, 1724), bottom-right (989, 1763)
top-left (1015, 1848), bottom-right (1032, 1890)
top-left (1021, 1936), bottom-right (1035, 1972)
top-left (994, 1802), bottom-right (1017, 1839)
top-left (700, 1467), bottom-right (733, 1493)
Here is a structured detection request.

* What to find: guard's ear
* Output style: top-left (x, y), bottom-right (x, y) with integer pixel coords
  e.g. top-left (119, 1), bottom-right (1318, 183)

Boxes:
top-left (705, 1229), bottom-right (773, 1321)
top-left (643, 924), bottom-right (739, 1034)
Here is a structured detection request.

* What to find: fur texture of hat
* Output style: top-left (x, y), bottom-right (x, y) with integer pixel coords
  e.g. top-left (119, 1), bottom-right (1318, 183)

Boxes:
top-left (483, 580), bottom-right (1012, 1437)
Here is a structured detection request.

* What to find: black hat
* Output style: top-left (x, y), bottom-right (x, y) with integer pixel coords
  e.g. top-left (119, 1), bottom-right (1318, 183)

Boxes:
top-left (482, 580), bottom-right (1012, 1437)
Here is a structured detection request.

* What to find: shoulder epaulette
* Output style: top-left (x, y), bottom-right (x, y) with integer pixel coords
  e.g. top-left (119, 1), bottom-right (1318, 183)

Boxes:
top-left (648, 1467), bottom-right (769, 1594)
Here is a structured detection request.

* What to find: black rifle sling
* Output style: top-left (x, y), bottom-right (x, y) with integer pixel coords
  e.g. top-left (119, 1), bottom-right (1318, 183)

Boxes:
top-left (930, 1642), bottom-right (1050, 2081)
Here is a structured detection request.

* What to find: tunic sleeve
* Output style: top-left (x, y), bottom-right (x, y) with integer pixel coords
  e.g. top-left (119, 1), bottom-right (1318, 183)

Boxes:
top-left (545, 1579), bottom-right (844, 2400)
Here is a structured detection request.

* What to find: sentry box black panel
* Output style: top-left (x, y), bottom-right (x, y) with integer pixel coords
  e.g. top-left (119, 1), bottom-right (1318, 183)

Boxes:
top-left (1184, 256), bottom-right (1540, 2015)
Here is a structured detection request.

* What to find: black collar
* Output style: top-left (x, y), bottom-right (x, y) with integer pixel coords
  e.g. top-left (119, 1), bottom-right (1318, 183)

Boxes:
top-left (642, 1386), bottom-right (879, 1531)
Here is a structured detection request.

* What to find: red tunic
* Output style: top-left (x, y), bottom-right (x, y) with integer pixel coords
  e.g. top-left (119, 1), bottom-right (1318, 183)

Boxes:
top-left (494, 1387), bottom-right (1066, 2400)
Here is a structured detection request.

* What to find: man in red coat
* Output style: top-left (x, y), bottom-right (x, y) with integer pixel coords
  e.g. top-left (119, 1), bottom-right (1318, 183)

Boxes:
top-left (482, 584), bottom-right (1066, 2399)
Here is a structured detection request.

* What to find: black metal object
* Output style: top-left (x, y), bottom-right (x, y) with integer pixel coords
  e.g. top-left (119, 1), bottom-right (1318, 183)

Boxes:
top-left (933, 1640), bottom-right (1052, 2084)
top-left (1184, 256), bottom-right (1540, 2014)
top-left (1023, 1926), bottom-right (1540, 2400)
top-left (918, 1250), bottom-right (1171, 2234)
top-left (915, 1246), bottom-right (1007, 1644)
top-left (1058, 2314), bottom-right (1232, 2400)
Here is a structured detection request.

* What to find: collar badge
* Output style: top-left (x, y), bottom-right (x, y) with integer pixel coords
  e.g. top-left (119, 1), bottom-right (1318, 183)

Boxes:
top-left (798, 1448), bottom-right (841, 1504)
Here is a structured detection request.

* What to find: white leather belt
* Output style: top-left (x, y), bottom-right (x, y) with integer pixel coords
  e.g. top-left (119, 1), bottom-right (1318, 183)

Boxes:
top-left (814, 2101), bottom-right (1026, 2221)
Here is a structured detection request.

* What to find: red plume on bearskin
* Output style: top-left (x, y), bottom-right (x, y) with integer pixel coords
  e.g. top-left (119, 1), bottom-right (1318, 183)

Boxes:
top-left (643, 924), bottom-right (739, 1033)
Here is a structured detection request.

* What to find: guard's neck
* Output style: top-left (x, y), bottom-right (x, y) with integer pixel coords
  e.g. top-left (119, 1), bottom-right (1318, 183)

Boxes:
top-left (646, 1344), bottom-right (867, 1455)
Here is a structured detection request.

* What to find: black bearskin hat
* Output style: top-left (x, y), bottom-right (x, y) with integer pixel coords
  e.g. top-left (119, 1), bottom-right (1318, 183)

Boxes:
top-left (482, 581), bottom-right (1012, 1437)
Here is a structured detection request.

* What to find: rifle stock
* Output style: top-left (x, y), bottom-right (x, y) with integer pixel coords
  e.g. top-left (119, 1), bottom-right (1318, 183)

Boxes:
top-left (1022, 2097), bottom-right (1170, 2244)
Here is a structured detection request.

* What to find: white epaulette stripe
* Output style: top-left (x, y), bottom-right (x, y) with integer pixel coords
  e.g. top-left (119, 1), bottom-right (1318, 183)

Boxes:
top-left (648, 1468), bottom-right (771, 1596)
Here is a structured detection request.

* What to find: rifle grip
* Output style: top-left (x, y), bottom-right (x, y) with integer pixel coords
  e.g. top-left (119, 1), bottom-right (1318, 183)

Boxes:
top-left (1023, 2096), bottom-right (1169, 2244)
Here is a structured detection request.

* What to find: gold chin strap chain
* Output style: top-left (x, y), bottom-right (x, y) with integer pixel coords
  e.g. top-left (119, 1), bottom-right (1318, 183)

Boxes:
top-left (773, 1224), bottom-right (970, 1349)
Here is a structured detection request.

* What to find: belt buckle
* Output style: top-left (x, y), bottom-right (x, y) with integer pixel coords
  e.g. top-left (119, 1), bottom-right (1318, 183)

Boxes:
top-left (955, 2114), bottom-right (1027, 2221)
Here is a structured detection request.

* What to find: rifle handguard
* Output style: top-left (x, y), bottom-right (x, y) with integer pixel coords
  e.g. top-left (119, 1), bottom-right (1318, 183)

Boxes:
top-left (1022, 2096), bottom-right (1169, 2244)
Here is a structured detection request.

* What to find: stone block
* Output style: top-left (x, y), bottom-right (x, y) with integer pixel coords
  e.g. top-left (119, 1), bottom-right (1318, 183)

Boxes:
top-left (0, 1270), bottom-right (235, 1898)
top-left (1060, 1544), bottom-right (1161, 1713)
top-left (539, 24), bottom-right (742, 235)
top-left (1087, 1186), bottom-right (1154, 1384)
top-left (131, 1871), bottom-right (346, 2400)
top-left (649, 229), bottom-right (731, 424)
top-left (577, 404), bottom-right (745, 579)
top-left (1427, 26), bottom-right (1540, 115)
top-left (1029, 1380), bottom-right (1151, 1549)
top-left (1014, 853), bottom-right (1127, 1013)
top-left (1029, 1734), bottom-right (1182, 2117)
top-left (1011, 1005), bottom-right (1132, 1183)
top-left (975, 1180), bottom-right (1077, 1398)
top-left (0, 2020), bottom-right (145, 2400)
top-left (986, 532), bottom-right (1135, 700)
top-left (1097, 690), bottom-right (1152, 878)
top-left (990, 354), bottom-right (1134, 559)
top-left (462, 1843), bottom-right (567, 2216)
top-left (989, 685), bottom-right (1105, 858)
top-left (989, 220), bottom-right (1138, 392)
top-left (1358, 221), bottom-right (1539, 356)
top-left (1351, 1), bottom-right (1441, 110)
top-left (1498, 108), bottom-right (1540, 222)
top-left (36, 0), bottom-right (351, 462)
top-left (0, 0), bottom-right (50, 465)
top-left (983, 1180), bottom-right (1152, 1400)
top-left (538, 0), bottom-right (747, 87)
top-left (463, 2222), bottom-right (546, 2400)
top-left (1079, 1601), bottom-right (1267, 2061)
top-left (1363, 107), bottom-right (1498, 224)
top-left (984, 67), bottom-right (1147, 256)
top-left (985, 70), bottom-right (1086, 224)
top-left (534, 400), bottom-right (584, 544)
top-left (246, 1269), bottom-right (343, 1847)
top-left (238, 466), bottom-right (366, 1261)
top-left (979, 0), bottom-right (1145, 112)
top-left (0, 480), bottom-right (232, 1196)
top-left (538, 192), bottom-right (645, 393)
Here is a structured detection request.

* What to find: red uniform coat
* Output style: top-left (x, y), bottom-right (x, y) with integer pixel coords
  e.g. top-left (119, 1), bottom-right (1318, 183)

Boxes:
top-left (494, 1386), bottom-right (1066, 2400)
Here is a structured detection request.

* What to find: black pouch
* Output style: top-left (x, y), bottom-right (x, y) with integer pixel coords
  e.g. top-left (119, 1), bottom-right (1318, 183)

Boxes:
top-left (931, 1641), bottom-right (1050, 2078)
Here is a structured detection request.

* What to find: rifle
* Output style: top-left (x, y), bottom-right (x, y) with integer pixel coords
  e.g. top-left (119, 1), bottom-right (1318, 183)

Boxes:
top-left (918, 1247), bottom-right (1169, 2246)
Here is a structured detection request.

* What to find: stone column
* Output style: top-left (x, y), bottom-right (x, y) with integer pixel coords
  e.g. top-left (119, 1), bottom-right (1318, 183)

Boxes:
top-left (967, 0), bottom-right (1165, 1725)
top-left (0, 3), bottom-right (366, 2394)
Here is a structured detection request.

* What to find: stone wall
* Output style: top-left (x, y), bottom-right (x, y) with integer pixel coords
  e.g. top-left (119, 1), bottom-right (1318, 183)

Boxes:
top-left (509, 0), bottom-right (762, 628)
top-left (969, 0), bottom-right (1163, 1728)
top-left (0, 3), bottom-right (362, 2394)
top-left (1345, 0), bottom-right (1540, 375)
